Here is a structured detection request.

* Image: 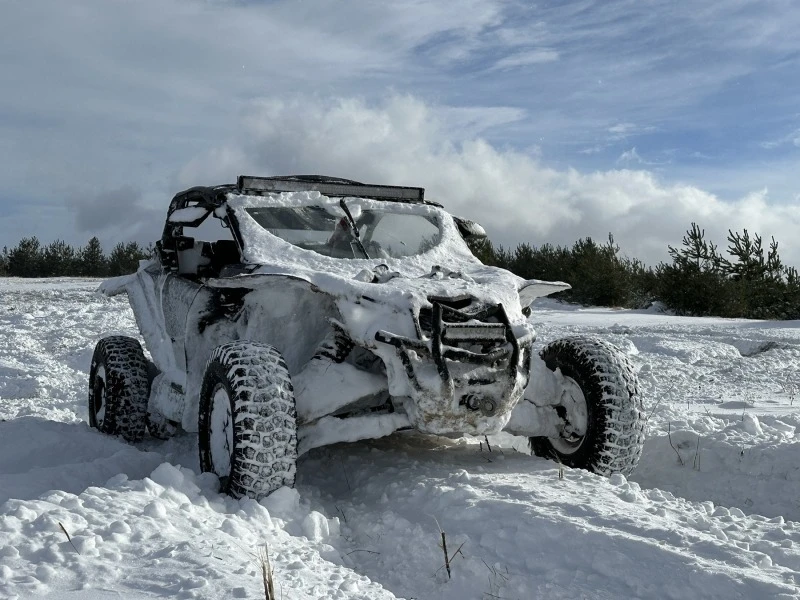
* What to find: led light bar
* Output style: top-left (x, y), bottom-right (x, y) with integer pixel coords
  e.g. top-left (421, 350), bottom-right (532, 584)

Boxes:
top-left (237, 176), bottom-right (425, 202)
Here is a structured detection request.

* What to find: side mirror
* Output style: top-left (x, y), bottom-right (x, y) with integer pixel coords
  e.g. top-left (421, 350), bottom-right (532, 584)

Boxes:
top-left (453, 216), bottom-right (487, 240)
top-left (518, 279), bottom-right (571, 308)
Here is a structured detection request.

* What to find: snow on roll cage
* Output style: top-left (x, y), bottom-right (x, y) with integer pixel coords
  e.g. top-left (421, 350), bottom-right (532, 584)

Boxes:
top-left (93, 175), bottom-right (645, 500)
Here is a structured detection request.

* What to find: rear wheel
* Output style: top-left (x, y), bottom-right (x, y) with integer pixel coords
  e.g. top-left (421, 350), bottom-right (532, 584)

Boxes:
top-left (88, 336), bottom-right (149, 442)
top-left (530, 336), bottom-right (644, 476)
top-left (198, 341), bottom-right (298, 500)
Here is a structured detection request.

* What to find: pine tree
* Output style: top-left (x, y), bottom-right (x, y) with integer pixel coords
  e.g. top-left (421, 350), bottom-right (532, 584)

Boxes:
top-left (656, 224), bottom-right (734, 316)
top-left (656, 223), bottom-right (800, 319)
top-left (8, 237), bottom-right (44, 277)
top-left (724, 229), bottom-right (766, 281)
top-left (79, 237), bottom-right (107, 276)
top-left (722, 229), bottom-right (791, 318)
top-left (0, 246), bottom-right (9, 276)
top-left (107, 241), bottom-right (149, 276)
top-left (465, 237), bottom-right (497, 265)
top-left (42, 240), bottom-right (77, 276)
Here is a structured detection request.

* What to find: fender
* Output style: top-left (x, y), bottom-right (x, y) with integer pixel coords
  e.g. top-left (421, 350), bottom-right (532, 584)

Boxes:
top-left (518, 279), bottom-right (571, 307)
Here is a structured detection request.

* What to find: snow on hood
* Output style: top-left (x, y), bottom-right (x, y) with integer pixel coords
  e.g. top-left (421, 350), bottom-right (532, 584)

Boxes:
top-left (224, 192), bottom-right (527, 315)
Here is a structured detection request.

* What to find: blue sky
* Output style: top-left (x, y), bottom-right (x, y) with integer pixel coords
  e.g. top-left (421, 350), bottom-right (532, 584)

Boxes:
top-left (2, 0), bottom-right (799, 264)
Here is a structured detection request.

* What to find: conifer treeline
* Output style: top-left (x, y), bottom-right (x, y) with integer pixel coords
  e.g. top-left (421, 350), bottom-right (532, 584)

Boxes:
top-left (2, 225), bottom-right (799, 319)
top-left (468, 223), bottom-right (800, 320)
top-left (0, 236), bottom-right (153, 278)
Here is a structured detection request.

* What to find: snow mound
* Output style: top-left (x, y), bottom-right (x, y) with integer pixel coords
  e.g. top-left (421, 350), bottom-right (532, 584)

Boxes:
top-left (3, 278), bottom-right (800, 598)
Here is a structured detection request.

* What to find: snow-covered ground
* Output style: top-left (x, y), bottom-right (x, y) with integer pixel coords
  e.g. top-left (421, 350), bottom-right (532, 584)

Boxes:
top-left (1, 278), bottom-right (799, 599)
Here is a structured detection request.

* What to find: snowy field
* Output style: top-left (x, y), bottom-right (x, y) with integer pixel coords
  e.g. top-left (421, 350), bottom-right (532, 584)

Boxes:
top-left (1, 277), bottom-right (800, 599)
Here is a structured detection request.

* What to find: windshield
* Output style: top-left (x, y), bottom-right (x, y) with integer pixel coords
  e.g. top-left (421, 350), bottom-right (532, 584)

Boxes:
top-left (245, 202), bottom-right (442, 259)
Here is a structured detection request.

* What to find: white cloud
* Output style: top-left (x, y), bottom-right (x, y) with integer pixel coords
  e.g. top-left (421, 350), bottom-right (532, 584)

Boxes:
top-left (436, 106), bottom-right (528, 139)
top-left (761, 128), bottom-right (800, 149)
top-left (606, 122), bottom-right (656, 141)
top-left (608, 123), bottom-right (638, 137)
top-left (490, 49), bottom-right (559, 70)
top-left (617, 147), bottom-right (669, 167)
top-left (579, 145), bottom-right (605, 155)
top-left (181, 94), bottom-right (800, 265)
top-left (617, 148), bottom-right (644, 165)
top-left (2, 0), bottom-right (800, 259)
top-left (574, 123), bottom-right (658, 159)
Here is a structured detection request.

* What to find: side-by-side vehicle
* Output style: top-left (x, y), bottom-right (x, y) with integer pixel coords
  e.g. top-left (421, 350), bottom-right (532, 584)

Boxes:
top-left (91, 176), bottom-right (644, 499)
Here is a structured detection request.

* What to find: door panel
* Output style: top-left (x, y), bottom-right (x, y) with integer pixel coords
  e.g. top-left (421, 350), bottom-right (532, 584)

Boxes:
top-left (161, 275), bottom-right (204, 373)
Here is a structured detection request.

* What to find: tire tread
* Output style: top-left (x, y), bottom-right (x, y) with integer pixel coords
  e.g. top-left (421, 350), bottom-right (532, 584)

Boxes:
top-left (531, 335), bottom-right (645, 476)
top-left (88, 336), bottom-right (149, 442)
top-left (199, 341), bottom-right (298, 501)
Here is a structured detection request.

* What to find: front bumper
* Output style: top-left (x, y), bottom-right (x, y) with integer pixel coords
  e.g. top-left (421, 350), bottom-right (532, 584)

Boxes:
top-left (375, 300), bottom-right (534, 434)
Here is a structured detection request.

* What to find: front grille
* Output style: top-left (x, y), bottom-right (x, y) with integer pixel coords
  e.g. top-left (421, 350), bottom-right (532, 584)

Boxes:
top-left (418, 296), bottom-right (496, 337)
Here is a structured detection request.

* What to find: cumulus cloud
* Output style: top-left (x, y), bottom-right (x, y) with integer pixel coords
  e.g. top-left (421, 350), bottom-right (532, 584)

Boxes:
top-left (617, 147), bottom-right (644, 165)
top-left (178, 94), bottom-right (800, 266)
top-left (68, 186), bottom-right (163, 242)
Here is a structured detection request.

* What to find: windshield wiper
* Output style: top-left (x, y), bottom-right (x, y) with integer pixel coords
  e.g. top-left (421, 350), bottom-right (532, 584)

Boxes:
top-left (339, 198), bottom-right (370, 259)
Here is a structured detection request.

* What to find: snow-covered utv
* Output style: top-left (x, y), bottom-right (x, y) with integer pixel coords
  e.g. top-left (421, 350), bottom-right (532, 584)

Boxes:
top-left (92, 176), bottom-right (644, 500)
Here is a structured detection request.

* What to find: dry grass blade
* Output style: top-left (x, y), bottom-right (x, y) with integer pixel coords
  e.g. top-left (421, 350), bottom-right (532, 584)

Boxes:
top-left (668, 422), bottom-right (684, 466)
top-left (549, 450), bottom-right (565, 479)
top-left (645, 381), bottom-right (675, 423)
top-left (58, 522), bottom-right (80, 555)
top-left (440, 531), bottom-right (451, 579)
top-left (335, 505), bottom-right (348, 524)
top-left (433, 516), bottom-right (466, 580)
top-left (259, 545), bottom-right (276, 600)
top-left (340, 457), bottom-right (352, 491)
top-left (693, 436), bottom-right (701, 471)
top-left (346, 549), bottom-right (381, 556)
top-left (432, 516), bottom-right (452, 579)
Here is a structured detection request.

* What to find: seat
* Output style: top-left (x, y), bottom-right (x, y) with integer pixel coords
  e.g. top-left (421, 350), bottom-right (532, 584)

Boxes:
top-left (176, 237), bottom-right (211, 277)
top-left (208, 240), bottom-right (241, 276)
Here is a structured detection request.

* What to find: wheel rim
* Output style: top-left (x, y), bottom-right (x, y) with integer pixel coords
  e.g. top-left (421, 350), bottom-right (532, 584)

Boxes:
top-left (93, 365), bottom-right (107, 428)
top-left (209, 383), bottom-right (234, 480)
top-left (551, 375), bottom-right (589, 455)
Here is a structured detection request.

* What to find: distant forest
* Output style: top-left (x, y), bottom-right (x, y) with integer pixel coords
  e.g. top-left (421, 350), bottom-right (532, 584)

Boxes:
top-left (468, 223), bottom-right (800, 321)
top-left (0, 237), bottom-right (152, 279)
top-left (2, 224), bottom-right (800, 320)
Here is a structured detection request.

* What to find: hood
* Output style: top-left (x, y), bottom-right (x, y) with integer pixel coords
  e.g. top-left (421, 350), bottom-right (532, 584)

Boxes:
top-left (206, 260), bottom-right (530, 351)
top-left (212, 192), bottom-right (568, 345)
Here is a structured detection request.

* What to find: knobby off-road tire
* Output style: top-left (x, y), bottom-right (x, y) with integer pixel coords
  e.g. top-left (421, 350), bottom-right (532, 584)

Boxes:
top-left (530, 336), bottom-right (644, 476)
top-left (88, 336), bottom-right (150, 442)
top-left (198, 341), bottom-right (298, 501)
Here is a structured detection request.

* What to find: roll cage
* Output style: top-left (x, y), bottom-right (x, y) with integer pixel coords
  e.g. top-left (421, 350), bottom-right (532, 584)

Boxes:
top-left (156, 175), bottom-right (482, 277)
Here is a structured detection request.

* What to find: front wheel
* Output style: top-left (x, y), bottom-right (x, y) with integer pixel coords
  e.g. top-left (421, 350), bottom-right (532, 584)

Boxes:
top-left (198, 341), bottom-right (298, 500)
top-left (530, 336), bottom-right (644, 476)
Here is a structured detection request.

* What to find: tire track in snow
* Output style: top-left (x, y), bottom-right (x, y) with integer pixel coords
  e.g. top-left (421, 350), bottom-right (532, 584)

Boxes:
top-left (299, 435), bottom-right (800, 599)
